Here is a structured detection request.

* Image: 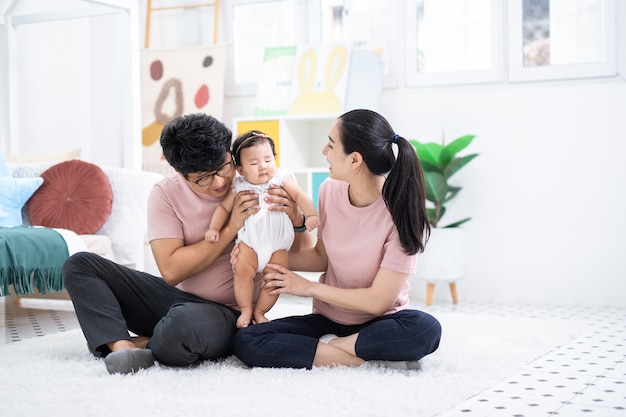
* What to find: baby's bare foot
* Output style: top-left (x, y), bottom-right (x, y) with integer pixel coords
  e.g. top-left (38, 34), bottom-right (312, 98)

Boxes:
top-left (253, 311), bottom-right (270, 325)
top-left (237, 311), bottom-right (252, 328)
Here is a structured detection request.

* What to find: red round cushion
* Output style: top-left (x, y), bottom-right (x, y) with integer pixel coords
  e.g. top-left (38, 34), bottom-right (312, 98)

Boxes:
top-left (28, 160), bottom-right (113, 234)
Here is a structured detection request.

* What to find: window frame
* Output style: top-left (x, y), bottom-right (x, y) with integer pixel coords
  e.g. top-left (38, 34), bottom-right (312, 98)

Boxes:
top-left (223, 0), bottom-right (310, 97)
top-left (404, 0), bottom-right (504, 87)
top-left (312, 0), bottom-right (404, 88)
top-left (223, 0), bottom-right (619, 96)
top-left (224, 0), bottom-right (403, 96)
top-left (507, 0), bottom-right (617, 83)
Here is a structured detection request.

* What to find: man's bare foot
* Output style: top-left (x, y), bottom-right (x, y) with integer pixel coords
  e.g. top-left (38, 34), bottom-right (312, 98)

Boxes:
top-left (108, 339), bottom-right (136, 352)
top-left (132, 335), bottom-right (150, 349)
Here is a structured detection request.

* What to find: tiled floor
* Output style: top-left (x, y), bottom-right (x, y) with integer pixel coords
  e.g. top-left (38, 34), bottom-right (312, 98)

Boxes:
top-left (432, 304), bottom-right (626, 417)
top-left (0, 294), bottom-right (78, 345)
top-left (1, 295), bottom-right (625, 416)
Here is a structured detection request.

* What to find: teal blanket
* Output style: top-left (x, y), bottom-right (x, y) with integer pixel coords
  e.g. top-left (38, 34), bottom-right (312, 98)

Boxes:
top-left (0, 226), bottom-right (69, 296)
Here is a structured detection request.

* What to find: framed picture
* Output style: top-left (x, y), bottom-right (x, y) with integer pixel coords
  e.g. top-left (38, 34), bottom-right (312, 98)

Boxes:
top-left (140, 45), bottom-right (226, 171)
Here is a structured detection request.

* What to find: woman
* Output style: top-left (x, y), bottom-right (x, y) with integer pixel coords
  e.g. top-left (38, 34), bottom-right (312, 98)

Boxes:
top-left (233, 109), bottom-right (442, 369)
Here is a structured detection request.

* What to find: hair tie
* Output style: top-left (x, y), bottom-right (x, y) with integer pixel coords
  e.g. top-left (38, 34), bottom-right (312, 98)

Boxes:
top-left (391, 134), bottom-right (399, 160)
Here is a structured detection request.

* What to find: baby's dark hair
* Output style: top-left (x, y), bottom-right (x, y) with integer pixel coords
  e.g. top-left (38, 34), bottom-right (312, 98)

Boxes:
top-left (232, 131), bottom-right (277, 166)
top-left (159, 113), bottom-right (232, 177)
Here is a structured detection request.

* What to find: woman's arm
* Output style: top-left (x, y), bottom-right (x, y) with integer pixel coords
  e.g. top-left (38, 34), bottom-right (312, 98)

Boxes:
top-left (152, 190), bottom-right (258, 286)
top-left (288, 236), bottom-right (327, 272)
top-left (264, 263), bottom-right (408, 316)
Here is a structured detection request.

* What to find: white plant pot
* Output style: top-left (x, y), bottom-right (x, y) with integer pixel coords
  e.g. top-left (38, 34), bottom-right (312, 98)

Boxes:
top-left (414, 227), bottom-right (465, 283)
top-left (409, 227), bottom-right (465, 303)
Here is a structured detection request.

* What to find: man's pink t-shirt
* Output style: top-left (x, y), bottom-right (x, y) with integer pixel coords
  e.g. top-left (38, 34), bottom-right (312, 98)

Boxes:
top-left (312, 178), bottom-right (417, 325)
top-left (147, 175), bottom-right (260, 308)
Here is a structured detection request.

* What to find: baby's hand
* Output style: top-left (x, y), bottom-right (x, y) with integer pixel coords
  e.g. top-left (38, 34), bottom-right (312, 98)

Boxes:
top-left (205, 228), bottom-right (220, 243)
top-left (304, 215), bottom-right (320, 231)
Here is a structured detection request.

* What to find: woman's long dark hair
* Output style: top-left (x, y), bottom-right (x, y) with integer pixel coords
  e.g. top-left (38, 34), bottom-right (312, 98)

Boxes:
top-left (338, 109), bottom-right (430, 254)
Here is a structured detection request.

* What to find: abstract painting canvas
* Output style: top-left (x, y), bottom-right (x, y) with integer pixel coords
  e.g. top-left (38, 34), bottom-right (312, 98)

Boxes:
top-left (141, 46), bottom-right (226, 172)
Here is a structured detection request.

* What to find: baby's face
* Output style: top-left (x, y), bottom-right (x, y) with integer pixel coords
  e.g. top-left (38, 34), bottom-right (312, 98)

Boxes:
top-left (237, 141), bottom-right (277, 185)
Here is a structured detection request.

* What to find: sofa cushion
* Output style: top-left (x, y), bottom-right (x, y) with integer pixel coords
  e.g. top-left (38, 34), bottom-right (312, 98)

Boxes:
top-left (27, 160), bottom-right (113, 234)
top-left (0, 177), bottom-right (44, 227)
top-left (1, 150), bottom-right (45, 227)
top-left (97, 165), bottom-right (163, 267)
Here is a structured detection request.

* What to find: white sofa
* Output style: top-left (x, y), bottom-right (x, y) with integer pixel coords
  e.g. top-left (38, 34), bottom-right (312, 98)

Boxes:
top-left (8, 161), bottom-right (163, 272)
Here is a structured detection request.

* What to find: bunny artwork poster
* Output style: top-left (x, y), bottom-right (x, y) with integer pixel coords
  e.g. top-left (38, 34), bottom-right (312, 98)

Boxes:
top-left (287, 43), bottom-right (351, 115)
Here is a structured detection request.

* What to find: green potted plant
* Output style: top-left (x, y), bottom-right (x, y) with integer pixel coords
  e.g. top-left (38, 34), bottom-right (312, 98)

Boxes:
top-left (408, 134), bottom-right (478, 305)
top-left (409, 134), bottom-right (478, 228)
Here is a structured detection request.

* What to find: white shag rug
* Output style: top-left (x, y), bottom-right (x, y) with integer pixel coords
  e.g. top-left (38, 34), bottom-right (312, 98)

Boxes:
top-left (0, 300), bottom-right (583, 417)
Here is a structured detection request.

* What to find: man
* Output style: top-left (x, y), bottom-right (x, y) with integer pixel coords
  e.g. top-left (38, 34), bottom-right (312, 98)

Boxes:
top-left (63, 113), bottom-right (311, 374)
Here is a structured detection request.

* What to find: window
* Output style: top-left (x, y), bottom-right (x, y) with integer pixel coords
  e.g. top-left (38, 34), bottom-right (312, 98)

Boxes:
top-left (317, 0), bottom-right (401, 87)
top-left (224, 0), bottom-right (308, 96)
top-left (508, 0), bottom-right (616, 82)
top-left (224, 0), bottom-right (618, 95)
top-left (224, 0), bottom-right (400, 95)
top-left (405, 0), bottom-right (503, 86)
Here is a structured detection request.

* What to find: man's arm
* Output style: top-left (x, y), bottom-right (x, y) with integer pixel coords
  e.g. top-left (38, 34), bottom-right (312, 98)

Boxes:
top-left (152, 190), bottom-right (258, 286)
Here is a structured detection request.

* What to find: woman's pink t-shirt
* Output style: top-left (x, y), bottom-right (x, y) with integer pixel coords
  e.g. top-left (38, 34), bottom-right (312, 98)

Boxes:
top-left (148, 175), bottom-right (260, 308)
top-left (312, 179), bottom-right (417, 325)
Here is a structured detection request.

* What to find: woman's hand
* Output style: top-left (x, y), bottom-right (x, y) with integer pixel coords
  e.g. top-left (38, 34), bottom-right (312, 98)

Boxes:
top-left (266, 185), bottom-right (302, 226)
top-left (228, 190), bottom-right (259, 231)
top-left (263, 263), bottom-right (314, 297)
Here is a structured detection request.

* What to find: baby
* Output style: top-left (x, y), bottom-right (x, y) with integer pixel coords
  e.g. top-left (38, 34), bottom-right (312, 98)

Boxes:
top-left (206, 131), bottom-right (319, 328)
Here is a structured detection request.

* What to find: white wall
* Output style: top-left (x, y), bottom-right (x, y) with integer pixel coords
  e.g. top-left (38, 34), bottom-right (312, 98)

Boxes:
top-left (0, 0), bottom-right (136, 167)
top-left (3, 1), bottom-right (625, 308)
top-left (222, 79), bottom-right (626, 309)
top-left (381, 82), bottom-right (626, 307)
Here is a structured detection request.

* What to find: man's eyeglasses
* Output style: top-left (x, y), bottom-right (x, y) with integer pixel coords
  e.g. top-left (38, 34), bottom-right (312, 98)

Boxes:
top-left (191, 158), bottom-right (235, 187)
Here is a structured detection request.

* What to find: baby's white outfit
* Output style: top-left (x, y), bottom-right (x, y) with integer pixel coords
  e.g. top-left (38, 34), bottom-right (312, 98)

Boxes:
top-left (233, 168), bottom-right (295, 272)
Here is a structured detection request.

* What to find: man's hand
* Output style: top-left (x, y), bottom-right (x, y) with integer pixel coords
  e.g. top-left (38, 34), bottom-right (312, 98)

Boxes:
top-left (228, 190), bottom-right (259, 231)
top-left (266, 185), bottom-right (302, 226)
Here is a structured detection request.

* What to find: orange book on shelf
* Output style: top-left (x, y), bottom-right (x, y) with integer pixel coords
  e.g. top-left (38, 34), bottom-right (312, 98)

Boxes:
top-left (235, 120), bottom-right (281, 166)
